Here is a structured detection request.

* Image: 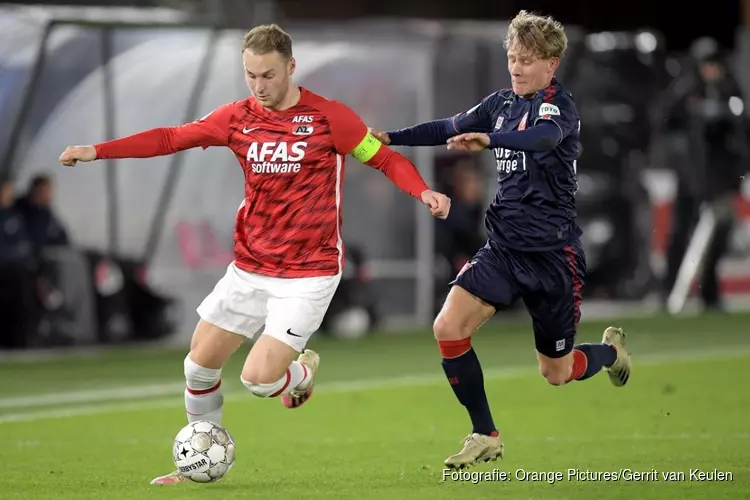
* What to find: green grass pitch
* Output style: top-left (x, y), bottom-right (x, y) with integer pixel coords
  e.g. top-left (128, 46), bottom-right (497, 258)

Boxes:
top-left (1, 312), bottom-right (748, 499)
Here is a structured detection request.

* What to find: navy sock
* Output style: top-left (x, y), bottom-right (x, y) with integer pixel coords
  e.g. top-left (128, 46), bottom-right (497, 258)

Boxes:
top-left (440, 342), bottom-right (497, 436)
top-left (571, 343), bottom-right (618, 381)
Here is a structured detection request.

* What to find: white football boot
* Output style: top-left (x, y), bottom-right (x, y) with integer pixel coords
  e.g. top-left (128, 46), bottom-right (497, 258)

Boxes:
top-left (602, 326), bottom-right (631, 386)
top-left (281, 349), bottom-right (319, 409)
top-left (444, 432), bottom-right (504, 470)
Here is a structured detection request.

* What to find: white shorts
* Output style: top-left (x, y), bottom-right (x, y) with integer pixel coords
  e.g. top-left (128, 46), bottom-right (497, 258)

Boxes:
top-left (196, 262), bottom-right (342, 352)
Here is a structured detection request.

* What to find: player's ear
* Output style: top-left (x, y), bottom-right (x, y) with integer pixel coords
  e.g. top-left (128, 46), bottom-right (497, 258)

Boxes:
top-left (549, 57), bottom-right (559, 73)
top-left (288, 56), bottom-right (296, 76)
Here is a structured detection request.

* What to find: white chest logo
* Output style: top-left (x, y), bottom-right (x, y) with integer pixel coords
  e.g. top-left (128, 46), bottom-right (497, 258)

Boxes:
top-left (247, 141), bottom-right (308, 174)
top-left (247, 141), bottom-right (307, 162)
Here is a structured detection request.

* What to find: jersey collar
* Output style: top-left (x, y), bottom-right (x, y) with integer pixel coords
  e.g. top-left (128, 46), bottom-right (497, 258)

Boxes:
top-left (513, 78), bottom-right (559, 101)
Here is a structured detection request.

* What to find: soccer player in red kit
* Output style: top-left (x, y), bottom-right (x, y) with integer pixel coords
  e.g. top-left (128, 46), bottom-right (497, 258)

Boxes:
top-left (59, 24), bottom-right (451, 484)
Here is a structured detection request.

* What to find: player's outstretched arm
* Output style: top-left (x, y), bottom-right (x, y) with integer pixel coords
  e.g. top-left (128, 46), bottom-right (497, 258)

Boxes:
top-left (326, 100), bottom-right (450, 219)
top-left (447, 121), bottom-right (562, 153)
top-left (370, 119), bottom-right (457, 147)
top-left (353, 133), bottom-right (450, 219)
top-left (448, 94), bottom-right (579, 153)
top-left (59, 103), bottom-right (234, 167)
top-left (372, 92), bottom-right (501, 148)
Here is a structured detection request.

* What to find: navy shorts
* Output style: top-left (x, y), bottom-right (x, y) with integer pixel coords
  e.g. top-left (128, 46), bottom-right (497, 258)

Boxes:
top-left (451, 238), bottom-right (585, 358)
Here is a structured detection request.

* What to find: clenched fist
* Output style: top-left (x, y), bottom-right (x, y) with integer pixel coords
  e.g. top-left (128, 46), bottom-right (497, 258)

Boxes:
top-left (59, 145), bottom-right (97, 167)
top-left (421, 190), bottom-right (451, 220)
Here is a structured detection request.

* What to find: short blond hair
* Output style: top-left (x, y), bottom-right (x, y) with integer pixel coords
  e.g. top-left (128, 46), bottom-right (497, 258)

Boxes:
top-left (243, 24), bottom-right (293, 60)
top-left (504, 11), bottom-right (567, 60)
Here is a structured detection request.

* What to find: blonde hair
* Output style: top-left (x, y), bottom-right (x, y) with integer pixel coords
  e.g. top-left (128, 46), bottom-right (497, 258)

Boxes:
top-left (504, 11), bottom-right (567, 60)
top-left (243, 24), bottom-right (293, 60)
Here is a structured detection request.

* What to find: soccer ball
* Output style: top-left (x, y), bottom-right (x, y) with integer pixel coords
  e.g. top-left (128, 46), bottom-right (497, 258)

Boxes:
top-left (172, 420), bottom-right (236, 483)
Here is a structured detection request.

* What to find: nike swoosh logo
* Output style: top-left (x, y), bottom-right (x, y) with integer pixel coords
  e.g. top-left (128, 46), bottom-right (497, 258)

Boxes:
top-left (243, 127), bottom-right (259, 134)
top-left (286, 328), bottom-right (303, 338)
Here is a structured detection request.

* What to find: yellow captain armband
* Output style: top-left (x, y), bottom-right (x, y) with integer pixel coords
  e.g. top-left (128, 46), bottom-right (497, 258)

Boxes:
top-left (350, 133), bottom-right (382, 163)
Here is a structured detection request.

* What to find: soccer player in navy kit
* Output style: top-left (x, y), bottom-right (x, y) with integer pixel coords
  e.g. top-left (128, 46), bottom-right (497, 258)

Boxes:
top-left (371, 11), bottom-right (632, 469)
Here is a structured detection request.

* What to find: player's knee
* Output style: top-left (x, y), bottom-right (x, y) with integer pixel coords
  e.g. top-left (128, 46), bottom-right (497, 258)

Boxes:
top-left (538, 361), bottom-right (570, 386)
top-left (240, 362), bottom-right (288, 397)
top-left (184, 354), bottom-right (222, 390)
top-left (542, 371), bottom-right (569, 386)
top-left (433, 314), bottom-right (471, 340)
top-left (432, 315), bottom-right (451, 340)
top-left (240, 372), bottom-right (287, 398)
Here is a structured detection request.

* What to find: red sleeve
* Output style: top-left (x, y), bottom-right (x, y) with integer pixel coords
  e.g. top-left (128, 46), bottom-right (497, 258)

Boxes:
top-left (323, 100), bottom-right (429, 200)
top-left (95, 102), bottom-right (234, 160)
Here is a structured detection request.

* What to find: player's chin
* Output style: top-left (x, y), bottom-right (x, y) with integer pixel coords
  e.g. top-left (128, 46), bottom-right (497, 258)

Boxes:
top-left (256, 95), bottom-right (275, 106)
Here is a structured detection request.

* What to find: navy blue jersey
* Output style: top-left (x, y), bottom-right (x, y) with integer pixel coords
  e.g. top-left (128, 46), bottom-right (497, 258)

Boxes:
top-left (450, 79), bottom-right (582, 251)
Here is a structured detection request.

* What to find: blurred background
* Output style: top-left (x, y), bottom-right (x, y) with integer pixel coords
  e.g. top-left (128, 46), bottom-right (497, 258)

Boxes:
top-left (1, 0), bottom-right (749, 351)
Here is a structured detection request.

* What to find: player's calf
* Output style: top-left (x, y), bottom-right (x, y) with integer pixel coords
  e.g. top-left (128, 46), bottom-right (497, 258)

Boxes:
top-left (240, 335), bottom-right (315, 400)
top-left (567, 342), bottom-right (618, 382)
top-left (438, 337), bottom-right (498, 436)
top-left (184, 355), bottom-right (224, 424)
top-left (538, 328), bottom-right (624, 385)
top-left (566, 328), bottom-right (625, 384)
top-left (182, 319), bottom-right (245, 425)
top-left (539, 344), bottom-right (617, 385)
top-left (434, 286), bottom-right (498, 437)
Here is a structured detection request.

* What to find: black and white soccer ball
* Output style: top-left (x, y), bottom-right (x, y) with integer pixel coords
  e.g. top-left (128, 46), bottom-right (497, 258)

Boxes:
top-left (172, 420), bottom-right (236, 483)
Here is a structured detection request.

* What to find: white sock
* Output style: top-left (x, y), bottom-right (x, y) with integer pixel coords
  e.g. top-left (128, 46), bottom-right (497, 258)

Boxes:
top-left (289, 360), bottom-right (313, 392)
top-left (184, 355), bottom-right (223, 424)
top-left (241, 361), bottom-right (312, 397)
